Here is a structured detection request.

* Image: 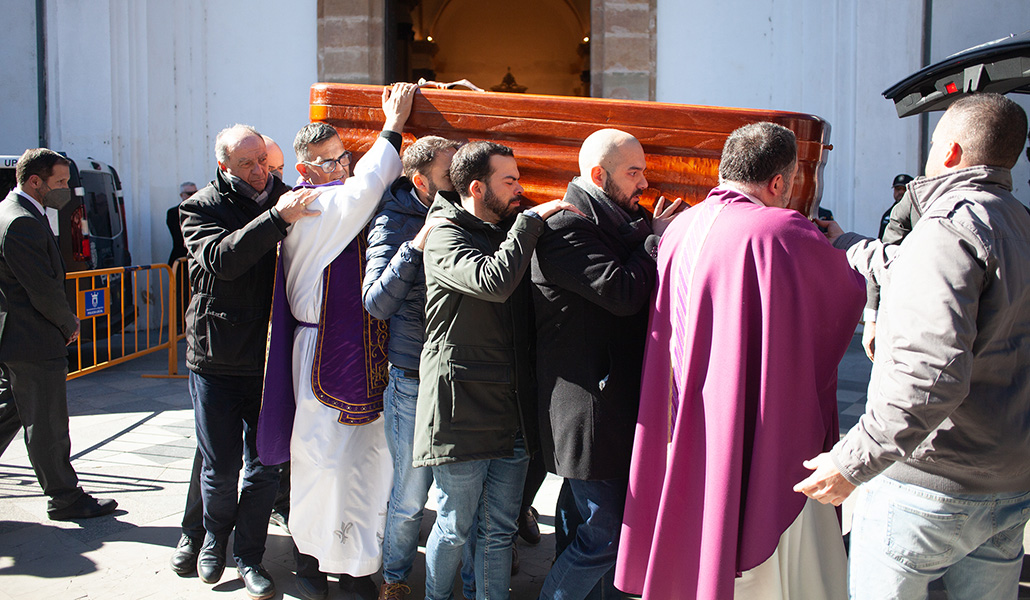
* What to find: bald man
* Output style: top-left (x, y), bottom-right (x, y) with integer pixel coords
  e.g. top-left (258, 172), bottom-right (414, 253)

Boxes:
top-left (262, 135), bottom-right (285, 180)
top-left (531, 128), bottom-right (681, 599)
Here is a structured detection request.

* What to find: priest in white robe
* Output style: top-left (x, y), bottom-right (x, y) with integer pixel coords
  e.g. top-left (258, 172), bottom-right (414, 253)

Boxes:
top-left (258, 82), bottom-right (416, 599)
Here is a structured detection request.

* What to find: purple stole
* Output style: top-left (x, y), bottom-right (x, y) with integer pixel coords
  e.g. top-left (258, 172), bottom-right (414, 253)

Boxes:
top-left (257, 231), bottom-right (389, 465)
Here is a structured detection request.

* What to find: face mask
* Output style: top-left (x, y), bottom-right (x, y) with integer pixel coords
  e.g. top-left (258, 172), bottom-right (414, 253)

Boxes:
top-left (40, 185), bottom-right (72, 210)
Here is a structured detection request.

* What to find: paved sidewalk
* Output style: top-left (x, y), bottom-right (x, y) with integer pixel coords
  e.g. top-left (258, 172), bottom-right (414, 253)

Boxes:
top-left (0, 333), bottom-right (1026, 598)
top-left (0, 343), bottom-right (564, 600)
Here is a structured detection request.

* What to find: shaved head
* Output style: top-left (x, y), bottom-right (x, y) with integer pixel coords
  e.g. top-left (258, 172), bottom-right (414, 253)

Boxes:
top-left (262, 135), bottom-right (285, 178)
top-left (578, 128), bottom-right (649, 211)
top-left (578, 128), bottom-right (642, 178)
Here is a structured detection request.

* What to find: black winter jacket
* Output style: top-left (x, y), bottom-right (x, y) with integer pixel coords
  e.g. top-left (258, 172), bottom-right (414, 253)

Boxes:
top-left (414, 192), bottom-right (542, 466)
top-left (179, 170), bottom-right (290, 376)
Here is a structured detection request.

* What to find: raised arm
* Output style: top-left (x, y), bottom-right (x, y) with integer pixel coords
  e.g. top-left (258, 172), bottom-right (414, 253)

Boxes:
top-left (534, 212), bottom-right (656, 316)
top-left (424, 214), bottom-right (544, 303)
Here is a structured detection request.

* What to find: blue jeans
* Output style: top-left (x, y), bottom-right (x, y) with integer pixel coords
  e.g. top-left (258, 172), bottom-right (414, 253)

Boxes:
top-left (849, 476), bottom-right (1030, 600)
top-left (382, 367), bottom-right (435, 584)
top-left (538, 478), bottom-right (626, 600)
top-left (425, 438), bottom-right (529, 600)
top-left (189, 371), bottom-right (281, 567)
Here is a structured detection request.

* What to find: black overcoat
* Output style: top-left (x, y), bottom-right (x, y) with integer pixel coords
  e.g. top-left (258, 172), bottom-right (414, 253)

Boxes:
top-left (530, 180), bottom-right (658, 480)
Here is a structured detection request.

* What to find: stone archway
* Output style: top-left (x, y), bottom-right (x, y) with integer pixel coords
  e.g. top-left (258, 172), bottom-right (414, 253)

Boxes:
top-left (421, 0), bottom-right (588, 96)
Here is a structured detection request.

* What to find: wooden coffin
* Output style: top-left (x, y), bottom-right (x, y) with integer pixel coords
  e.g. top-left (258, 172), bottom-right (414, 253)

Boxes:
top-left (310, 84), bottom-right (832, 215)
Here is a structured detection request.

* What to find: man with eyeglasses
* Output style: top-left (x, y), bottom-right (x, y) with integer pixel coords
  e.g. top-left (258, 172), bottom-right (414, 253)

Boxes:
top-left (167, 181), bottom-right (197, 264)
top-left (257, 83), bottom-right (417, 600)
top-left (295, 124), bottom-right (352, 185)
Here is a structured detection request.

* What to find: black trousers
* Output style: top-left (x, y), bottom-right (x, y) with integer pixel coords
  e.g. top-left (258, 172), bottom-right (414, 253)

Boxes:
top-left (0, 358), bottom-right (84, 512)
top-left (180, 448), bottom-right (291, 540)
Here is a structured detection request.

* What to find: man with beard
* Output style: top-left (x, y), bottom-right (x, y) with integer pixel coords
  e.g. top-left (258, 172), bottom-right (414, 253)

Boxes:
top-left (532, 128), bottom-right (681, 599)
top-left (415, 141), bottom-right (580, 600)
top-left (362, 135), bottom-right (461, 600)
top-left (0, 148), bottom-right (117, 521)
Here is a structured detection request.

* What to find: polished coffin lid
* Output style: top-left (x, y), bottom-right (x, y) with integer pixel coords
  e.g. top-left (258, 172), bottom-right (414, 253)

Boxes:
top-left (310, 83), bottom-right (832, 215)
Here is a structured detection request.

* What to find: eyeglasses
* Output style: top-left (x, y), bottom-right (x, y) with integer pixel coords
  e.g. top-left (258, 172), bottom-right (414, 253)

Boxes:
top-left (301, 151), bottom-right (352, 174)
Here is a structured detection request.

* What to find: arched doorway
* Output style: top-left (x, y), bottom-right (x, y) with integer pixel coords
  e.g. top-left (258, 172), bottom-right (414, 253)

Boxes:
top-left (388, 0), bottom-right (591, 96)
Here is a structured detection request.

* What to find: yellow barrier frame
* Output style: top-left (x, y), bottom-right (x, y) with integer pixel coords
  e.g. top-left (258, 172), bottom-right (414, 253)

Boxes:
top-left (65, 263), bottom-right (183, 380)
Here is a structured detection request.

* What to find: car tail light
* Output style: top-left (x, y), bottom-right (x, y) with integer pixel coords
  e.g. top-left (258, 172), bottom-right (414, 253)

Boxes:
top-left (71, 205), bottom-right (91, 262)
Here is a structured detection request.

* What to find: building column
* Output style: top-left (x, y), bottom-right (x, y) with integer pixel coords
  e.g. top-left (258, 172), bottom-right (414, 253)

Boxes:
top-left (591, 0), bottom-right (656, 100)
top-left (318, 0), bottom-right (385, 84)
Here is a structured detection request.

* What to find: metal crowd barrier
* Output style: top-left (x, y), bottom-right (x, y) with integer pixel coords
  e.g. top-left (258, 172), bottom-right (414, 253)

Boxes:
top-left (65, 262), bottom-right (186, 380)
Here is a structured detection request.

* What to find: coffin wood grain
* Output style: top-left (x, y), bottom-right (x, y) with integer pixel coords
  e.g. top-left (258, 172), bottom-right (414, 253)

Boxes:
top-left (310, 83), bottom-right (831, 215)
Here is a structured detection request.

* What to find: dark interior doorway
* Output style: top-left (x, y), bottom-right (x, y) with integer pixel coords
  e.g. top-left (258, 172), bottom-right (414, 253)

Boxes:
top-left (386, 0), bottom-right (591, 96)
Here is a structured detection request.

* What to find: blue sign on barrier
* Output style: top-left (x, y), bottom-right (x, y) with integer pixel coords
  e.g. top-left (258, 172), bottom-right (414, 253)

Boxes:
top-left (80, 288), bottom-right (108, 318)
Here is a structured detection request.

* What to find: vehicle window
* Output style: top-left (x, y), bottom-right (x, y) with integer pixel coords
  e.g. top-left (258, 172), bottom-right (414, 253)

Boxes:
top-left (0, 169), bottom-right (15, 198)
top-left (79, 171), bottom-right (118, 238)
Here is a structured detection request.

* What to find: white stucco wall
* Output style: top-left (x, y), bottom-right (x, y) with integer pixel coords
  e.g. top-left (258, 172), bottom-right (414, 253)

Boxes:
top-left (928, 3), bottom-right (1030, 202)
top-left (655, 0), bottom-right (1028, 235)
top-left (0, 2), bottom-right (41, 153)
top-left (43, 0), bottom-right (318, 265)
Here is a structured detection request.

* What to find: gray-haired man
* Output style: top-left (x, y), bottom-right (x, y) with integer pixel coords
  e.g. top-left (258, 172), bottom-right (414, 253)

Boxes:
top-left (179, 123), bottom-right (318, 600)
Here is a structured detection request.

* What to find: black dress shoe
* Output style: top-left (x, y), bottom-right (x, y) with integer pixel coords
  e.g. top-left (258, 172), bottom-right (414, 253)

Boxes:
top-left (169, 534), bottom-right (200, 575)
top-left (238, 564), bottom-right (276, 600)
top-left (517, 506), bottom-right (541, 545)
top-left (339, 573), bottom-right (377, 600)
top-left (48, 494), bottom-right (118, 521)
top-left (296, 572), bottom-right (329, 600)
top-left (197, 539), bottom-right (226, 584)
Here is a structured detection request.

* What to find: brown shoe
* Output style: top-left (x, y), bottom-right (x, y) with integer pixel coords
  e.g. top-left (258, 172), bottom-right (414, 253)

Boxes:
top-left (379, 581), bottom-right (412, 600)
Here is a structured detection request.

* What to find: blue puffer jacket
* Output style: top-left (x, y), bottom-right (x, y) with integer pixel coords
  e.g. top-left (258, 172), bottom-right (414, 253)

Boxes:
top-left (362, 177), bottom-right (429, 371)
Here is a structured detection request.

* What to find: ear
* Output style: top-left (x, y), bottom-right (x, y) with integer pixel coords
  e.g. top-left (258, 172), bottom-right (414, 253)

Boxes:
top-left (217, 161), bottom-right (228, 173)
top-left (768, 173), bottom-right (785, 196)
top-left (468, 178), bottom-right (486, 200)
top-left (590, 165), bottom-right (606, 188)
top-left (943, 140), bottom-right (963, 169)
top-left (411, 171), bottom-right (429, 195)
top-left (295, 162), bottom-right (309, 179)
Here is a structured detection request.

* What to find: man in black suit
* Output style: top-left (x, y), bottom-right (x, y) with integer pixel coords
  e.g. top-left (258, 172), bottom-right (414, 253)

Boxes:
top-left (167, 181), bottom-right (197, 265)
top-left (531, 129), bottom-right (681, 599)
top-left (0, 148), bottom-right (117, 521)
